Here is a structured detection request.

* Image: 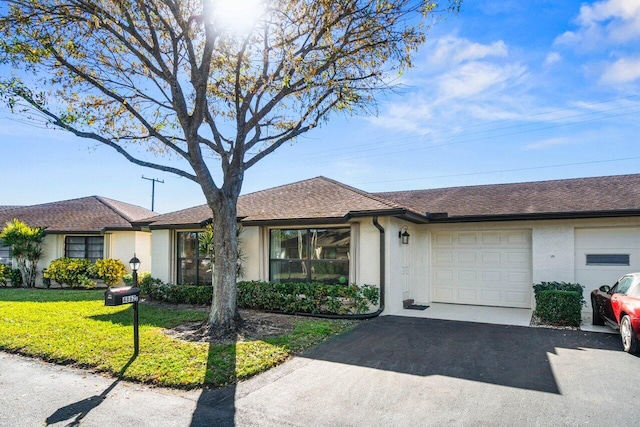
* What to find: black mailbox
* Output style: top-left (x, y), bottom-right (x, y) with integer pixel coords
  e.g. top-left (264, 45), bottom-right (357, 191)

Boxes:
top-left (105, 286), bottom-right (141, 306)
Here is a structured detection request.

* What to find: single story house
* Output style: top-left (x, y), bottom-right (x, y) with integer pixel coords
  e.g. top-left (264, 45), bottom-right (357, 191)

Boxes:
top-left (0, 196), bottom-right (154, 285)
top-left (142, 174), bottom-right (640, 315)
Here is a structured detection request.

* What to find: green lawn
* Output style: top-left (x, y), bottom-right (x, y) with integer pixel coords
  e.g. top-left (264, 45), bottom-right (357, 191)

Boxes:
top-left (0, 289), bottom-right (356, 388)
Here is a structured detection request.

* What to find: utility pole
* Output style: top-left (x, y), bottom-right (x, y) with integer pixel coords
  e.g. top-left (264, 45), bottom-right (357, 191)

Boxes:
top-left (142, 176), bottom-right (164, 211)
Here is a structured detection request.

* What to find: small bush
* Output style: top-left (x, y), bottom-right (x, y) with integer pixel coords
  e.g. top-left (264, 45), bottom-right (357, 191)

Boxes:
top-left (44, 258), bottom-right (95, 289)
top-left (0, 264), bottom-right (7, 286)
top-left (534, 290), bottom-right (582, 327)
top-left (533, 281), bottom-right (585, 307)
top-left (93, 258), bottom-right (127, 286)
top-left (9, 268), bottom-right (23, 287)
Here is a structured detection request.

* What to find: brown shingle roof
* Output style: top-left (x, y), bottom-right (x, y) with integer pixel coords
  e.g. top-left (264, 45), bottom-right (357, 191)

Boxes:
top-left (0, 206), bottom-right (24, 212)
top-left (145, 176), bottom-right (413, 227)
top-left (0, 196), bottom-right (155, 233)
top-left (375, 174), bottom-right (640, 220)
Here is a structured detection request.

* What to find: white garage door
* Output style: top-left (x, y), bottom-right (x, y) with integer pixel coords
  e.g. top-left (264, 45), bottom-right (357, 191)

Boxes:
top-left (431, 230), bottom-right (532, 308)
top-left (575, 227), bottom-right (640, 293)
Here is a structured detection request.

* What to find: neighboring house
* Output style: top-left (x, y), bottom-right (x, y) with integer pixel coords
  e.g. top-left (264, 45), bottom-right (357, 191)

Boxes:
top-left (0, 196), bottom-right (154, 285)
top-left (142, 174), bottom-right (640, 316)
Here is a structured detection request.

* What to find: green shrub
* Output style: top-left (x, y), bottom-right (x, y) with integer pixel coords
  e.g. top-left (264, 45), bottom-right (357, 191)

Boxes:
top-left (93, 258), bottom-right (127, 286)
top-left (0, 264), bottom-right (6, 286)
top-left (135, 278), bottom-right (379, 315)
top-left (534, 290), bottom-right (582, 327)
top-left (9, 268), bottom-right (23, 287)
top-left (533, 281), bottom-right (585, 307)
top-left (44, 258), bottom-right (95, 289)
top-left (237, 281), bottom-right (380, 315)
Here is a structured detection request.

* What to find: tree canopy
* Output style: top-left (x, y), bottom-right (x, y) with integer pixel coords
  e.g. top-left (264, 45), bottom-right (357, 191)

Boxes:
top-left (0, 0), bottom-right (461, 330)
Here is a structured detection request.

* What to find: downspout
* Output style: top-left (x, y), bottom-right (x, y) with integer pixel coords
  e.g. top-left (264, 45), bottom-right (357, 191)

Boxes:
top-left (276, 216), bottom-right (386, 320)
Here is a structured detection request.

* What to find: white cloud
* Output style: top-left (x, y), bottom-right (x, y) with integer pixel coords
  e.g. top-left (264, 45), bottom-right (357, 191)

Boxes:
top-left (369, 36), bottom-right (530, 135)
top-left (601, 56), bottom-right (640, 83)
top-left (524, 137), bottom-right (573, 151)
top-left (436, 62), bottom-right (527, 100)
top-left (544, 52), bottom-right (562, 67)
top-left (431, 36), bottom-right (508, 66)
top-left (555, 0), bottom-right (640, 50)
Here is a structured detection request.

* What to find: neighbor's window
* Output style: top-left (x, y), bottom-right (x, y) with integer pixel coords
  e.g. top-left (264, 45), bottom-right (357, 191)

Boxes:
top-left (0, 244), bottom-right (11, 266)
top-left (586, 254), bottom-right (630, 266)
top-left (65, 236), bottom-right (104, 262)
top-left (269, 228), bottom-right (350, 284)
top-left (176, 231), bottom-right (212, 286)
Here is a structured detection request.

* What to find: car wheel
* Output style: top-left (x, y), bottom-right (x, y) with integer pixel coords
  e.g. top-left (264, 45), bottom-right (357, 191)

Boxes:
top-left (620, 315), bottom-right (639, 354)
top-left (592, 298), bottom-right (604, 326)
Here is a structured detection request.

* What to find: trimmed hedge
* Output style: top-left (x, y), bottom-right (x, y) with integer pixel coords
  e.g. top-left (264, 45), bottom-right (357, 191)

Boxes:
top-left (237, 281), bottom-right (380, 315)
top-left (137, 278), bottom-right (380, 315)
top-left (533, 281), bottom-right (585, 307)
top-left (534, 290), bottom-right (582, 327)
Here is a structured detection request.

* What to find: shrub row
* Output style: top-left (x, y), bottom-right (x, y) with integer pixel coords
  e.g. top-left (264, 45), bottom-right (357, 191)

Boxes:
top-left (237, 281), bottom-right (380, 315)
top-left (534, 290), bottom-right (582, 327)
top-left (135, 277), bottom-right (380, 315)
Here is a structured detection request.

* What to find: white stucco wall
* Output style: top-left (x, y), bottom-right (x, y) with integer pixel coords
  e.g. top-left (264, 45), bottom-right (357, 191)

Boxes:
top-left (531, 224), bottom-right (575, 284)
top-left (107, 231), bottom-right (152, 273)
top-left (150, 229), bottom-right (172, 283)
top-left (240, 226), bottom-right (261, 281)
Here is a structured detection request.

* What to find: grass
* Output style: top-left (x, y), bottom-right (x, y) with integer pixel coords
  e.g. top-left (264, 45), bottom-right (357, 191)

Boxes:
top-left (0, 288), bottom-right (357, 388)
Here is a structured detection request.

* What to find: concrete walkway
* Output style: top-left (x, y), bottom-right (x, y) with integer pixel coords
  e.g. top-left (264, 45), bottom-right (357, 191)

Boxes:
top-left (2, 316), bottom-right (637, 427)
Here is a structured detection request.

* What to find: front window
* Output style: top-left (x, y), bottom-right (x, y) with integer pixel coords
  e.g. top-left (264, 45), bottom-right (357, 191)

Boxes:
top-left (269, 228), bottom-right (350, 284)
top-left (0, 244), bottom-right (11, 266)
top-left (177, 231), bottom-right (212, 286)
top-left (65, 236), bottom-right (104, 262)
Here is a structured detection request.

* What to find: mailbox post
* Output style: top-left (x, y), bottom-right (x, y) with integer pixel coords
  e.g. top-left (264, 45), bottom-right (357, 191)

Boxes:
top-left (130, 255), bottom-right (140, 356)
top-left (104, 254), bottom-right (142, 356)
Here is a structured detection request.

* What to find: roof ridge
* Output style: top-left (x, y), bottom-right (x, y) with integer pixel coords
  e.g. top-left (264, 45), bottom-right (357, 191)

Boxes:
top-left (93, 196), bottom-right (143, 223)
top-left (316, 176), bottom-right (408, 210)
top-left (317, 176), bottom-right (427, 215)
top-left (375, 172), bottom-right (640, 195)
top-left (240, 176), bottom-right (324, 198)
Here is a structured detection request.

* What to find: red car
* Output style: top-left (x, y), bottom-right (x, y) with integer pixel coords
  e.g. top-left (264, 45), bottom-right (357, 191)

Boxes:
top-left (591, 273), bottom-right (640, 354)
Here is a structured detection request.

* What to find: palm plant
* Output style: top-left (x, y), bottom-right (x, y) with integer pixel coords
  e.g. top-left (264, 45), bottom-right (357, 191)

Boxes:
top-left (0, 219), bottom-right (46, 287)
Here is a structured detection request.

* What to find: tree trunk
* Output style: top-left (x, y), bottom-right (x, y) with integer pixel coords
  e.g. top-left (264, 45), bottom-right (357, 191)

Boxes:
top-left (207, 190), bottom-right (241, 333)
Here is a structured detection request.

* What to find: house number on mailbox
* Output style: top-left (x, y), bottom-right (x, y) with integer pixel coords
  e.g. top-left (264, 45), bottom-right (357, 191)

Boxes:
top-left (122, 295), bottom-right (139, 304)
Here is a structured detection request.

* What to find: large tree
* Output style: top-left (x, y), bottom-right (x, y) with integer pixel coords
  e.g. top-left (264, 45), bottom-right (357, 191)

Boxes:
top-left (0, 0), bottom-right (461, 332)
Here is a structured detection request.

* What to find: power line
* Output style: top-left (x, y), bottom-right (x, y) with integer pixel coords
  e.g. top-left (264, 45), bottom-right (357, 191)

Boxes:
top-left (299, 94), bottom-right (640, 159)
top-left (298, 108), bottom-right (640, 166)
top-left (357, 156), bottom-right (640, 185)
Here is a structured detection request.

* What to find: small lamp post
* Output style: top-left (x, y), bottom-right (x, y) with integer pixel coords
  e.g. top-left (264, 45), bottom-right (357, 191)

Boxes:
top-left (129, 254), bottom-right (141, 287)
top-left (129, 254), bottom-right (141, 355)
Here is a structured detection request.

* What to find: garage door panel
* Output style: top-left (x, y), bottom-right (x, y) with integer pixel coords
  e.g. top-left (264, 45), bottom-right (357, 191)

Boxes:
top-left (458, 233), bottom-right (477, 245)
top-left (432, 230), bottom-right (532, 308)
top-left (482, 233), bottom-right (501, 245)
top-left (458, 252), bottom-right (477, 264)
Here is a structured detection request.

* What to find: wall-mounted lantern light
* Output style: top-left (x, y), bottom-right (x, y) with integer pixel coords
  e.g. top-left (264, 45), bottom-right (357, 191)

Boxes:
top-left (399, 226), bottom-right (410, 245)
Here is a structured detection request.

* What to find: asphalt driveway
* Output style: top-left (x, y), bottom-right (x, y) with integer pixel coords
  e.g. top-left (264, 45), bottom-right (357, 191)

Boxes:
top-left (2, 316), bottom-right (639, 426)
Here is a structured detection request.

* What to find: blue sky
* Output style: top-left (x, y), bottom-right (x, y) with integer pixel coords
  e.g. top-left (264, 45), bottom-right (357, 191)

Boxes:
top-left (2, 0), bottom-right (640, 214)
